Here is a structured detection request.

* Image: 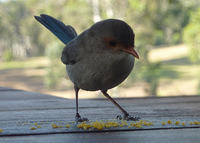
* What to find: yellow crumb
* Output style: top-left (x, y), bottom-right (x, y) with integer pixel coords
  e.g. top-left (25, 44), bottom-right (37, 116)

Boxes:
top-left (143, 121), bottom-right (148, 126)
top-left (77, 122), bottom-right (92, 130)
top-left (0, 129), bottom-right (3, 133)
top-left (52, 123), bottom-right (58, 128)
top-left (66, 124), bottom-right (71, 128)
top-left (76, 120), bottom-right (154, 130)
top-left (130, 123), bottom-right (137, 127)
top-left (189, 122), bottom-right (193, 125)
top-left (161, 122), bottom-right (166, 126)
top-left (135, 124), bottom-right (142, 128)
top-left (167, 120), bottom-right (172, 124)
top-left (77, 120), bottom-right (123, 130)
top-left (194, 121), bottom-right (200, 125)
top-left (182, 122), bottom-right (185, 126)
top-left (91, 121), bottom-right (104, 130)
top-left (120, 120), bottom-right (128, 126)
top-left (139, 120), bottom-right (144, 123)
top-left (36, 125), bottom-right (41, 128)
top-left (148, 122), bottom-right (153, 126)
top-left (34, 122), bottom-right (38, 126)
top-left (175, 121), bottom-right (180, 125)
top-left (51, 123), bottom-right (63, 128)
top-left (104, 121), bottom-right (119, 128)
top-left (30, 127), bottom-right (37, 130)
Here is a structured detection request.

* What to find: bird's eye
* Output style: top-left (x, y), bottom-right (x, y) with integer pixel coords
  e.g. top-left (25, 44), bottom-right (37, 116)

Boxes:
top-left (109, 40), bottom-right (116, 47)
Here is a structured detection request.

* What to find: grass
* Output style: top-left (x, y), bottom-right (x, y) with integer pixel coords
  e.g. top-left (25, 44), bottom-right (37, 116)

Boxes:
top-left (0, 57), bottom-right (49, 70)
top-left (149, 44), bottom-right (200, 80)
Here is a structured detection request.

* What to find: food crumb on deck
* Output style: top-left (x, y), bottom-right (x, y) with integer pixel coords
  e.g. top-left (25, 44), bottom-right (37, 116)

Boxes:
top-left (30, 127), bottom-right (37, 130)
top-left (175, 121), bottom-right (180, 125)
top-left (66, 124), bottom-right (71, 128)
top-left (0, 129), bottom-right (3, 133)
top-left (167, 120), bottom-right (172, 124)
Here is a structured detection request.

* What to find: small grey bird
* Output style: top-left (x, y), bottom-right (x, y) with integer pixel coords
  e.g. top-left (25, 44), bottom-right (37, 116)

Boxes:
top-left (35, 14), bottom-right (139, 122)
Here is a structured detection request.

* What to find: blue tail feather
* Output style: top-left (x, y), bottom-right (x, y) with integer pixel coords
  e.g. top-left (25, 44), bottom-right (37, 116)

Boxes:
top-left (34, 14), bottom-right (77, 44)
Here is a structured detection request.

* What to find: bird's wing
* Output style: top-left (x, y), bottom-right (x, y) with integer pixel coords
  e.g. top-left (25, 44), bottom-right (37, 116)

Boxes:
top-left (61, 42), bottom-right (80, 65)
top-left (34, 14), bottom-right (77, 44)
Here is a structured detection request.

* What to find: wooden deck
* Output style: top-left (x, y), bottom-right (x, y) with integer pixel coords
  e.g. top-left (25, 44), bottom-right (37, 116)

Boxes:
top-left (0, 86), bottom-right (200, 143)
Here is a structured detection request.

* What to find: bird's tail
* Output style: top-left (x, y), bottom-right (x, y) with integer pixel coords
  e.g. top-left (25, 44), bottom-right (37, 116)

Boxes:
top-left (34, 14), bottom-right (77, 44)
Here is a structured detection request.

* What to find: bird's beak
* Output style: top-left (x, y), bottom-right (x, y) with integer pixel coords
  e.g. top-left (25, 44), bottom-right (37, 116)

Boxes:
top-left (122, 47), bottom-right (139, 59)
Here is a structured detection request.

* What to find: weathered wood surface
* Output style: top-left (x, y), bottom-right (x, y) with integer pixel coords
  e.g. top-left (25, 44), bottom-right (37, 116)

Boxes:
top-left (0, 87), bottom-right (200, 143)
top-left (1, 128), bottom-right (200, 143)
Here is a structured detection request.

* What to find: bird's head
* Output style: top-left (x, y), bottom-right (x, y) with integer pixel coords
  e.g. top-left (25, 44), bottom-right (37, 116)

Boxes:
top-left (89, 19), bottom-right (139, 59)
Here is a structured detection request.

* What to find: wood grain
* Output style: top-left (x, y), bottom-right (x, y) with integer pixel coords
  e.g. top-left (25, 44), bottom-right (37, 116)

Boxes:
top-left (0, 87), bottom-right (200, 142)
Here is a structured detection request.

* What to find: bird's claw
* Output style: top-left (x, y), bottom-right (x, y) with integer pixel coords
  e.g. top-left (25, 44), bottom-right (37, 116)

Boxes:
top-left (116, 115), bottom-right (123, 120)
top-left (75, 113), bottom-right (88, 122)
top-left (124, 114), bottom-right (140, 121)
top-left (116, 114), bottom-right (140, 121)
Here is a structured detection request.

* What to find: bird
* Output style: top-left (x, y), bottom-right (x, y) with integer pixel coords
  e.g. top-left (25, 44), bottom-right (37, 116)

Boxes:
top-left (34, 14), bottom-right (140, 122)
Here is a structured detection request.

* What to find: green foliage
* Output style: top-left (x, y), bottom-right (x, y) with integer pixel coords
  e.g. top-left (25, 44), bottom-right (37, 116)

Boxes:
top-left (183, 8), bottom-right (200, 63)
top-left (139, 62), bottom-right (162, 96)
top-left (45, 42), bottom-right (63, 60)
top-left (0, 57), bottom-right (48, 70)
top-left (2, 49), bottom-right (14, 62)
top-left (44, 41), bottom-right (65, 89)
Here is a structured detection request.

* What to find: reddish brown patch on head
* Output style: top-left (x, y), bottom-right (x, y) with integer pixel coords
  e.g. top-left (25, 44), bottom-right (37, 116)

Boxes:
top-left (104, 37), bottom-right (121, 51)
top-left (104, 37), bottom-right (139, 59)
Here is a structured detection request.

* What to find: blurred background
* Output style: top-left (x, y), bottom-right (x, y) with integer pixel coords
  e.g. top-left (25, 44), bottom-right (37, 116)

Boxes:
top-left (0, 0), bottom-right (200, 98)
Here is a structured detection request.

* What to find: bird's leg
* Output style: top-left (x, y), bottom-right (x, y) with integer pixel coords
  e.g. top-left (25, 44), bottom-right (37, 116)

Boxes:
top-left (101, 90), bottom-right (140, 121)
top-left (74, 85), bottom-right (88, 122)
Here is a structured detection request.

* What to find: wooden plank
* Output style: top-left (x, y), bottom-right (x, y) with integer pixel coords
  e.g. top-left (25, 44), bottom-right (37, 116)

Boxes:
top-left (0, 87), bottom-right (21, 91)
top-left (0, 128), bottom-right (200, 143)
top-left (0, 99), bottom-right (200, 135)
top-left (0, 90), bottom-right (58, 100)
top-left (0, 87), bottom-right (200, 137)
top-left (0, 96), bottom-right (200, 122)
top-left (1, 90), bottom-right (200, 110)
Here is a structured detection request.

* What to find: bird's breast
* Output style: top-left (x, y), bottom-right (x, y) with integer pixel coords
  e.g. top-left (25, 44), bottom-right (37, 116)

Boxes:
top-left (66, 52), bottom-right (135, 91)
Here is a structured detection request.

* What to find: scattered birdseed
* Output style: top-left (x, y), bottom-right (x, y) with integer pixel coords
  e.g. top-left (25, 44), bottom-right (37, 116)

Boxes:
top-left (175, 121), bottom-right (180, 125)
top-left (30, 127), bottom-right (37, 130)
top-left (143, 121), bottom-right (149, 126)
top-left (13, 119), bottom-right (200, 132)
top-left (106, 121), bottom-right (119, 127)
top-left (148, 122), bottom-right (153, 126)
top-left (66, 124), bottom-right (71, 128)
top-left (91, 121), bottom-right (104, 130)
top-left (51, 123), bottom-right (63, 128)
top-left (189, 122), bottom-right (193, 125)
top-left (0, 129), bottom-right (3, 133)
top-left (135, 124), bottom-right (142, 128)
top-left (194, 121), bottom-right (200, 125)
top-left (120, 120), bottom-right (128, 126)
top-left (167, 120), bottom-right (172, 124)
top-left (77, 122), bottom-right (92, 130)
top-left (77, 120), bottom-right (124, 130)
top-left (130, 123), bottom-right (135, 127)
top-left (161, 122), bottom-right (166, 126)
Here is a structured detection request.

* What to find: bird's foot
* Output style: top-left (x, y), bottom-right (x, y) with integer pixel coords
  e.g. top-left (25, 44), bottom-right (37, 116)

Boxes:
top-left (75, 113), bottom-right (88, 122)
top-left (116, 114), bottom-right (140, 121)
